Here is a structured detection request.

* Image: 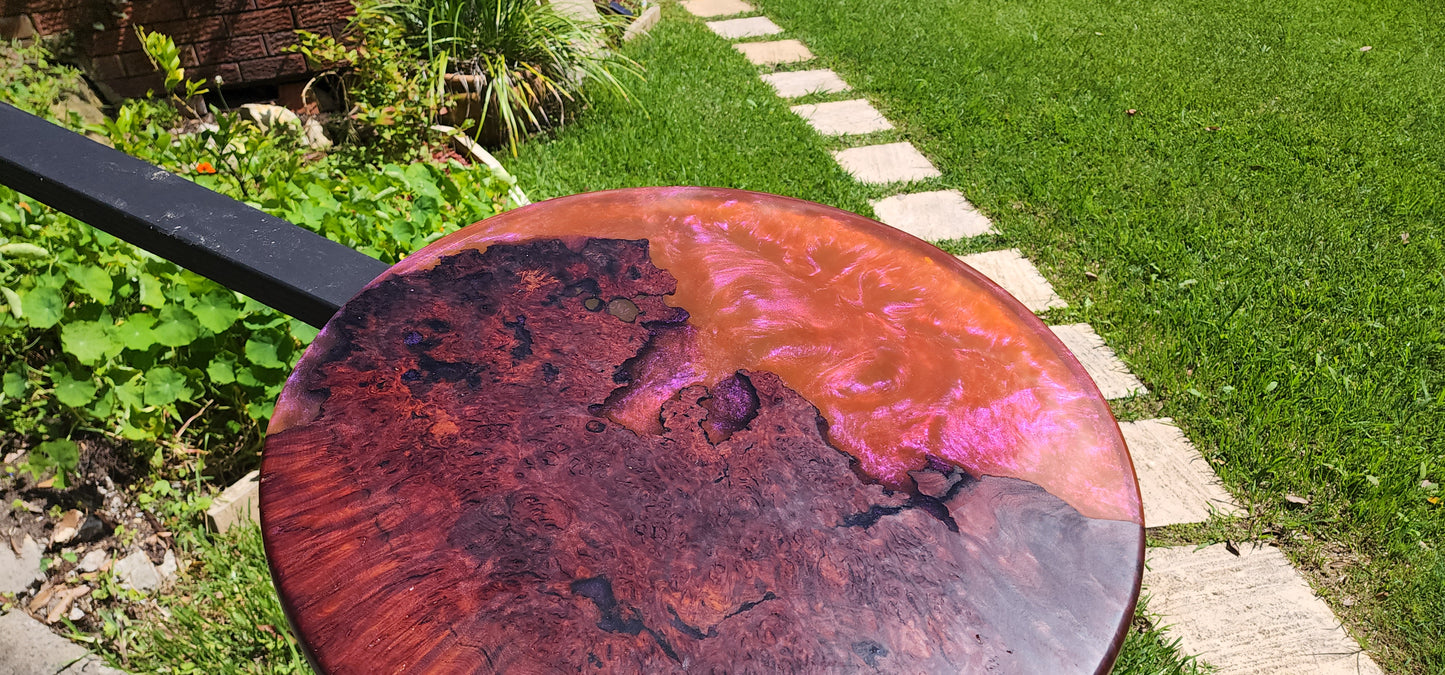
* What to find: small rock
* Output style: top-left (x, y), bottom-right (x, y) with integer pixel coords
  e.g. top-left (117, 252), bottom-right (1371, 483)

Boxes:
top-left (0, 535), bottom-right (44, 594)
top-left (1341, 596), bottom-right (1356, 607)
top-left (113, 549), bottom-right (162, 592)
top-left (77, 549), bottom-right (108, 573)
top-left (68, 605), bottom-right (85, 621)
top-left (1285, 493), bottom-right (1310, 506)
top-left (1084, 271), bottom-right (1099, 281)
top-left (157, 550), bottom-right (178, 581)
top-left (51, 509), bottom-right (83, 546)
top-left (302, 118), bottom-right (332, 149)
top-left (237, 103), bottom-right (300, 131)
top-left (73, 515), bottom-right (107, 544)
top-left (1360, 45), bottom-right (1372, 52)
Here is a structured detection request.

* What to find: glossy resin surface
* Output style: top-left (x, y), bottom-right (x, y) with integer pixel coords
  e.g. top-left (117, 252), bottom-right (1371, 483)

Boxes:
top-left (262, 188), bottom-right (1144, 674)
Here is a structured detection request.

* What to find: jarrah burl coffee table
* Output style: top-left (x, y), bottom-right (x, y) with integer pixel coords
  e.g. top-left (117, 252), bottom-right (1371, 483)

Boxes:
top-left (260, 187), bottom-right (1144, 674)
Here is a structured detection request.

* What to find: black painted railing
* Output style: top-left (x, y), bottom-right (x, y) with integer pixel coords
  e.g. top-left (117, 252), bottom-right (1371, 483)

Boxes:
top-left (0, 102), bottom-right (387, 328)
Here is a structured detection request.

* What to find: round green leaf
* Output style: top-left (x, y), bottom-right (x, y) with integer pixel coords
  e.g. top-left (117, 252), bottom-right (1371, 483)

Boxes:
top-left (193, 292), bottom-right (242, 333)
top-left (142, 367), bottom-right (194, 407)
top-left (54, 374), bottom-right (98, 407)
top-left (153, 305), bottom-right (200, 347)
top-left (244, 334), bottom-right (287, 369)
top-left (206, 354), bottom-right (237, 385)
top-left (61, 321), bottom-right (120, 365)
top-left (66, 264), bottom-right (114, 304)
top-left (115, 314), bottom-right (159, 351)
top-left (20, 287), bottom-right (64, 329)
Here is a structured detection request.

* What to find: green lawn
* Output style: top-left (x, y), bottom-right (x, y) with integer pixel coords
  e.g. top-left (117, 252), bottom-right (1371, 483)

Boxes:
top-left (727, 0), bottom-right (1443, 670)
top-left (88, 1), bottom-right (1444, 671)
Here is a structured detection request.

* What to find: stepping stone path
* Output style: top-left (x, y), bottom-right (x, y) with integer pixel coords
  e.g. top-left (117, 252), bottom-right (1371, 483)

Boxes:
top-left (706, 16), bottom-right (782, 39)
top-left (1119, 418), bottom-right (1241, 527)
top-left (679, 0), bottom-right (753, 18)
top-left (1050, 323), bottom-right (1148, 399)
top-left (675, 4), bottom-right (1388, 673)
top-left (761, 69), bottom-right (850, 98)
top-left (1145, 544), bottom-right (1383, 675)
top-left (957, 248), bottom-right (1065, 312)
top-left (733, 40), bottom-right (813, 65)
top-left (832, 142), bottom-right (940, 184)
top-left (790, 99), bottom-right (892, 135)
top-left (872, 190), bottom-right (996, 239)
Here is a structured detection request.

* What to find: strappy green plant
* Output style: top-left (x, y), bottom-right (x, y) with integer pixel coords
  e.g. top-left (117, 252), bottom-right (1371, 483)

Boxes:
top-left (370, 0), bottom-right (642, 153)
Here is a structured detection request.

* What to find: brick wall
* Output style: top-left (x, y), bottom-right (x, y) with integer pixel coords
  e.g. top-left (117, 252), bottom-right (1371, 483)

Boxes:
top-left (0, 0), bottom-right (355, 98)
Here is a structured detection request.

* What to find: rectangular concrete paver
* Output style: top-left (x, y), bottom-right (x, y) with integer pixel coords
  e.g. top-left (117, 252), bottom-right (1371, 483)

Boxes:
top-left (734, 40), bottom-right (813, 66)
top-left (707, 16), bottom-right (782, 39)
top-left (957, 249), bottom-right (1066, 312)
top-left (790, 99), bottom-right (892, 136)
top-left (681, 0), bottom-right (754, 17)
top-left (1120, 418), bottom-right (1241, 527)
top-left (206, 470), bottom-right (259, 533)
top-left (832, 142), bottom-right (939, 184)
top-left (871, 190), bottom-right (995, 240)
top-left (1145, 544), bottom-right (1383, 675)
top-left (1049, 323), bottom-right (1148, 399)
top-left (760, 69), bottom-right (850, 98)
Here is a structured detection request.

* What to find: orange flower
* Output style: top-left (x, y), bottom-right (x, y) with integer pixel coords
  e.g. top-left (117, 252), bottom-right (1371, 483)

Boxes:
top-left (196, 161), bottom-right (217, 174)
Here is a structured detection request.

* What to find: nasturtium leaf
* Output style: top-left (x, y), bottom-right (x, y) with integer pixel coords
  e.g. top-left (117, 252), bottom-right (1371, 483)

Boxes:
top-left (193, 292), bottom-right (242, 333)
top-left (235, 367), bottom-right (262, 388)
top-left (247, 400), bottom-right (275, 421)
top-left (3, 371), bottom-right (27, 399)
top-left (138, 272), bottom-right (165, 309)
top-left (54, 373), bottom-right (98, 407)
top-left (61, 320), bottom-right (119, 365)
top-left (66, 264), bottom-right (114, 303)
top-left (1, 287), bottom-right (22, 319)
top-left (20, 286), bottom-right (64, 329)
top-left (142, 367), bottom-right (194, 406)
top-left (114, 377), bottom-right (145, 410)
top-left (244, 333), bottom-right (287, 369)
top-left (31, 439), bottom-right (79, 488)
top-left (206, 353), bottom-right (237, 385)
top-left (154, 305), bottom-right (200, 347)
top-left (289, 318), bottom-right (319, 344)
top-left (115, 314), bottom-right (159, 351)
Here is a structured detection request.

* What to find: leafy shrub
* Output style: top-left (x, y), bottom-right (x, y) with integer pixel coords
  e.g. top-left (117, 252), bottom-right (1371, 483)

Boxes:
top-left (290, 11), bottom-right (449, 163)
top-left (0, 41), bottom-right (517, 484)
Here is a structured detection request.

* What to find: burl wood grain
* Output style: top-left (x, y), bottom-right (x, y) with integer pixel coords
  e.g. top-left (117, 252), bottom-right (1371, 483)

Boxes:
top-left (263, 238), bottom-right (1141, 674)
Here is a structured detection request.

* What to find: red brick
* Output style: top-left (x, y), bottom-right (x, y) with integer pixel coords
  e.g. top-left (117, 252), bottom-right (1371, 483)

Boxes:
top-left (147, 15), bottom-right (227, 42)
top-left (118, 50), bottom-right (155, 76)
top-left (253, 0), bottom-right (297, 7)
top-left (27, 8), bottom-right (85, 33)
top-left (237, 52), bottom-right (306, 81)
top-left (262, 28), bottom-right (299, 54)
top-left (130, 0), bottom-right (186, 23)
top-left (90, 53), bottom-right (126, 79)
top-left (230, 7), bottom-right (292, 35)
top-left (186, 60), bottom-right (241, 85)
top-left (184, 0), bottom-right (252, 15)
top-left (107, 72), bottom-right (166, 98)
top-left (88, 27), bottom-right (142, 55)
top-left (191, 34), bottom-right (265, 63)
top-left (291, 0), bottom-right (349, 29)
top-left (4, 0), bottom-right (83, 14)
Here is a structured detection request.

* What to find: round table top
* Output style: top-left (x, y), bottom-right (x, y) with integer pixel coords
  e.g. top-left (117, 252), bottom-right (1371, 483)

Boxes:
top-left (261, 187), bottom-right (1143, 674)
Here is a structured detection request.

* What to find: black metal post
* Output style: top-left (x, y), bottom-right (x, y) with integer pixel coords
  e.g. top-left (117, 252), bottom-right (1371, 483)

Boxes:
top-left (0, 102), bottom-right (388, 327)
